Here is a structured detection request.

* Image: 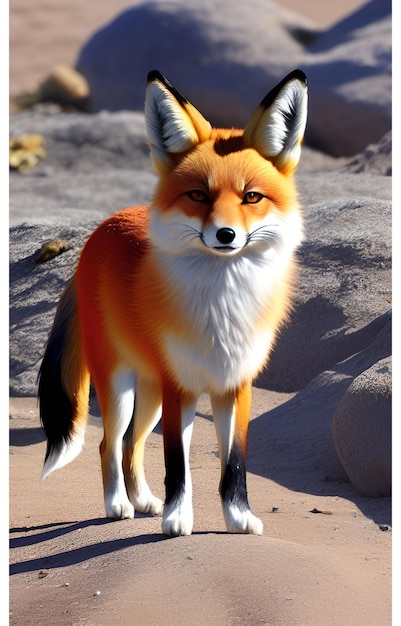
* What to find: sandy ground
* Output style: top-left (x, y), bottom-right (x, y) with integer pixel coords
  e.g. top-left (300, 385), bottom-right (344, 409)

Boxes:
top-left (9, 1), bottom-right (391, 625)
top-left (9, 390), bottom-right (391, 626)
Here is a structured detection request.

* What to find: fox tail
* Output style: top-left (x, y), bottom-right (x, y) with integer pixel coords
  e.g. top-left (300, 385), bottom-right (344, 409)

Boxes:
top-left (38, 277), bottom-right (91, 479)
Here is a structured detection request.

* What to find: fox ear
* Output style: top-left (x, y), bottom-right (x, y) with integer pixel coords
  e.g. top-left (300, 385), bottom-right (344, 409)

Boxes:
top-left (243, 70), bottom-right (308, 175)
top-left (145, 70), bottom-right (212, 173)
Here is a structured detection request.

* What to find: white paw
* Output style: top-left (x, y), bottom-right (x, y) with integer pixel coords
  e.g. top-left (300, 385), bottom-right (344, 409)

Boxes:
top-left (224, 505), bottom-right (263, 535)
top-left (162, 500), bottom-right (193, 537)
top-left (132, 490), bottom-right (164, 516)
top-left (105, 495), bottom-right (135, 520)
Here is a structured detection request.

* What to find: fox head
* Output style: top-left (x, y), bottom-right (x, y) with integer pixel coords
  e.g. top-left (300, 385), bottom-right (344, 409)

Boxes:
top-left (145, 70), bottom-right (307, 256)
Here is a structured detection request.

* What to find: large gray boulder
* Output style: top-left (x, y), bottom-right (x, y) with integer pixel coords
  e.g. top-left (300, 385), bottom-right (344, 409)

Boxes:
top-left (331, 356), bottom-right (391, 497)
top-left (249, 311), bottom-right (391, 490)
top-left (303, 0), bottom-right (391, 156)
top-left (75, 0), bottom-right (313, 128)
top-left (73, 0), bottom-right (390, 156)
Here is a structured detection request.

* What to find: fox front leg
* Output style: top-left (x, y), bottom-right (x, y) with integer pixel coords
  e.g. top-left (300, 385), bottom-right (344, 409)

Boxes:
top-left (161, 385), bottom-right (197, 537)
top-left (211, 383), bottom-right (263, 535)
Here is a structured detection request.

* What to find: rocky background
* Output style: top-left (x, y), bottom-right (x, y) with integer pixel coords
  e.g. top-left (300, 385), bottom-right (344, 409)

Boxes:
top-left (9, 1), bottom-right (392, 624)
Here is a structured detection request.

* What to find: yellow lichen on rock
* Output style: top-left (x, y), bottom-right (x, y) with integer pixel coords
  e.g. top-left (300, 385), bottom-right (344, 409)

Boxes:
top-left (9, 134), bottom-right (46, 171)
top-left (35, 239), bottom-right (71, 263)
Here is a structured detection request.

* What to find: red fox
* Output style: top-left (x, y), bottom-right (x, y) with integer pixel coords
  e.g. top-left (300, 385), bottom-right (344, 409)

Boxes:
top-left (38, 69), bottom-right (307, 537)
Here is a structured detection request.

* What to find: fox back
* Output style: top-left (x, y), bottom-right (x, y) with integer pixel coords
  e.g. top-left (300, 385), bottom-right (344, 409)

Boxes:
top-left (39, 70), bottom-right (307, 536)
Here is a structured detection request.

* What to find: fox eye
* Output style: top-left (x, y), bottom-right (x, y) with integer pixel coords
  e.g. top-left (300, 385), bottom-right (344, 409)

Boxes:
top-left (186, 190), bottom-right (210, 203)
top-left (242, 191), bottom-right (264, 204)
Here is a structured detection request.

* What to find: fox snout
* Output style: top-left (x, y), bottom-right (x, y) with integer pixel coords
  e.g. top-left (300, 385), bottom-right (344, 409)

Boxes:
top-left (201, 224), bottom-right (248, 253)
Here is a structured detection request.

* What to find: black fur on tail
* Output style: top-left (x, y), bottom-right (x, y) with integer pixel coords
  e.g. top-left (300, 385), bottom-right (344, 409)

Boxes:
top-left (38, 278), bottom-right (77, 463)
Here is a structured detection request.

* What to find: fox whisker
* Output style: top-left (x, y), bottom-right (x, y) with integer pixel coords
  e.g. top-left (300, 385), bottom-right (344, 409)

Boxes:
top-left (246, 225), bottom-right (282, 245)
top-left (179, 225), bottom-right (203, 243)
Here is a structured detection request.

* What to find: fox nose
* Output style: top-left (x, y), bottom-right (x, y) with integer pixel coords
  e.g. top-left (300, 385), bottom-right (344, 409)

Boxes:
top-left (216, 227), bottom-right (236, 244)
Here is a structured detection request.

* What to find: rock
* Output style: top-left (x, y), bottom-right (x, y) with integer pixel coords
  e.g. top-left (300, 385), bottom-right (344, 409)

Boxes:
top-left (40, 65), bottom-right (90, 101)
top-left (8, 107), bottom-right (151, 174)
top-left (9, 109), bottom-right (156, 227)
top-left (303, 0), bottom-right (391, 156)
top-left (13, 65), bottom-right (90, 111)
top-left (259, 171), bottom-right (391, 392)
top-left (75, 0), bottom-right (315, 128)
top-left (34, 238), bottom-right (71, 263)
top-left (331, 355), bottom-right (391, 497)
top-left (250, 312), bottom-right (391, 492)
top-left (73, 0), bottom-right (390, 156)
top-left (10, 222), bottom-right (96, 396)
top-left (340, 131), bottom-right (392, 175)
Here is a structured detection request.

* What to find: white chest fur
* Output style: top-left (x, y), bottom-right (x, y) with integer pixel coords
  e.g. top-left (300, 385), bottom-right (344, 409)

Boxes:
top-left (158, 247), bottom-right (288, 394)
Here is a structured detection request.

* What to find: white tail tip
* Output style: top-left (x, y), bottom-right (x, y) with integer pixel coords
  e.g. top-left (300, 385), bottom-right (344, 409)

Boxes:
top-left (41, 435), bottom-right (84, 480)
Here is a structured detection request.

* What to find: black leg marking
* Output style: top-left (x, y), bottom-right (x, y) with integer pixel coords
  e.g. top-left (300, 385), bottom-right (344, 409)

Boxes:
top-left (164, 445), bottom-right (186, 507)
top-left (220, 442), bottom-right (250, 512)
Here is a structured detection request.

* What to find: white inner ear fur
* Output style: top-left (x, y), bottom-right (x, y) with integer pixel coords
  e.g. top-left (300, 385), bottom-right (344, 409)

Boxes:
top-left (145, 82), bottom-right (200, 155)
top-left (245, 79), bottom-right (307, 169)
top-left (264, 81), bottom-right (307, 156)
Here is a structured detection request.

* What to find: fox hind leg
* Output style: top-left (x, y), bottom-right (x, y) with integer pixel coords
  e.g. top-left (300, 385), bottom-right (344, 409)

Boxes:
top-left (98, 369), bottom-right (136, 520)
top-left (211, 383), bottom-right (263, 535)
top-left (122, 378), bottom-right (163, 516)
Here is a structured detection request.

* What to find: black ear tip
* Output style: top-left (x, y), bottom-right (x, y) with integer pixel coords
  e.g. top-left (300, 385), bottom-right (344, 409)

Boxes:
top-left (146, 70), bottom-right (188, 105)
top-left (259, 69), bottom-right (308, 110)
top-left (290, 69), bottom-right (307, 86)
top-left (147, 70), bottom-right (168, 85)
